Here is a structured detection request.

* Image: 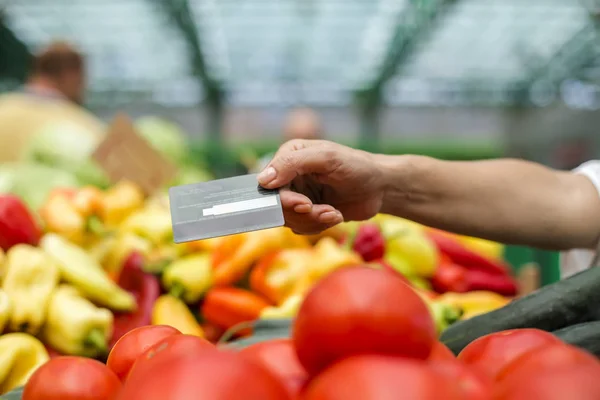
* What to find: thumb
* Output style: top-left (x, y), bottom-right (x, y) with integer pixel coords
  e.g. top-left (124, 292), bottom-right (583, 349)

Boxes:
top-left (258, 146), bottom-right (339, 189)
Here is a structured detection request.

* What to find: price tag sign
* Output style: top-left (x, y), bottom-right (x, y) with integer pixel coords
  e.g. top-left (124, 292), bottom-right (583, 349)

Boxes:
top-left (93, 113), bottom-right (177, 194)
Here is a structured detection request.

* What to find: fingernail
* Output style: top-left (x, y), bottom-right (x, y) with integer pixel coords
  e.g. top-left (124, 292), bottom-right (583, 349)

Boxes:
top-left (320, 211), bottom-right (342, 224)
top-left (258, 167), bottom-right (277, 185)
top-left (294, 204), bottom-right (312, 214)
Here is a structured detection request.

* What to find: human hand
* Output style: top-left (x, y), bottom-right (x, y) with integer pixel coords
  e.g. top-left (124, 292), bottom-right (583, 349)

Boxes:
top-left (257, 139), bottom-right (386, 234)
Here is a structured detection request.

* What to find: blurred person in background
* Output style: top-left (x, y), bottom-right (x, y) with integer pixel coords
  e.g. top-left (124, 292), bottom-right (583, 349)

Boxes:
top-left (248, 107), bottom-right (322, 173)
top-left (0, 41), bottom-right (104, 162)
top-left (258, 139), bottom-right (600, 280)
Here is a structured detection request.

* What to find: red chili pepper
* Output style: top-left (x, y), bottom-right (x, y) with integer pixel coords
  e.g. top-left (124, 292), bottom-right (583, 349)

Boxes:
top-left (431, 261), bottom-right (469, 293)
top-left (350, 223), bottom-right (385, 262)
top-left (0, 195), bottom-right (41, 251)
top-left (432, 261), bottom-right (517, 296)
top-left (425, 229), bottom-right (509, 276)
top-left (463, 270), bottom-right (518, 297)
top-left (109, 252), bottom-right (161, 348)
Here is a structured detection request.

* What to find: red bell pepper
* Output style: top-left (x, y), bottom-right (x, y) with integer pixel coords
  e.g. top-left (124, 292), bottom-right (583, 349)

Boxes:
top-left (0, 195), bottom-right (41, 251)
top-left (109, 252), bottom-right (161, 348)
top-left (425, 229), bottom-right (509, 276)
top-left (350, 223), bottom-right (385, 262)
top-left (432, 261), bottom-right (517, 296)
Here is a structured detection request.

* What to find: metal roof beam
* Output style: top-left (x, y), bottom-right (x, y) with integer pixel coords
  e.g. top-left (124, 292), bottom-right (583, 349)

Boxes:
top-left (151, 0), bottom-right (224, 99)
top-left (520, 22), bottom-right (600, 94)
top-left (0, 14), bottom-right (32, 85)
top-left (355, 0), bottom-right (458, 104)
top-left (151, 0), bottom-right (224, 139)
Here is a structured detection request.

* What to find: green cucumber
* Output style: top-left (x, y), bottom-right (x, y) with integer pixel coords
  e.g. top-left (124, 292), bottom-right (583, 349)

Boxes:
top-left (553, 322), bottom-right (600, 357)
top-left (441, 267), bottom-right (600, 355)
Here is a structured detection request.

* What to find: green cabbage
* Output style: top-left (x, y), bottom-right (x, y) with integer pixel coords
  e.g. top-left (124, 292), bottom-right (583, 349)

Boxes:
top-left (22, 122), bottom-right (110, 188)
top-left (135, 116), bottom-right (189, 165)
top-left (0, 163), bottom-right (79, 211)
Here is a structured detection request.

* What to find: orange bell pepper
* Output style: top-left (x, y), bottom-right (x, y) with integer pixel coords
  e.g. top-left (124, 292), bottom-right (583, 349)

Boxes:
top-left (39, 187), bottom-right (105, 244)
top-left (201, 287), bottom-right (270, 331)
top-left (212, 227), bottom-right (310, 287)
top-left (250, 248), bottom-right (314, 304)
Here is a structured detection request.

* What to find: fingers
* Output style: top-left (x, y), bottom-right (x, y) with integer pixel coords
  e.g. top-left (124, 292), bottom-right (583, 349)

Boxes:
top-left (282, 201), bottom-right (344, 235)
top-left (258, 140), bottom-right (341, 189)
top-left (279, 188), bottom-right (313, 214)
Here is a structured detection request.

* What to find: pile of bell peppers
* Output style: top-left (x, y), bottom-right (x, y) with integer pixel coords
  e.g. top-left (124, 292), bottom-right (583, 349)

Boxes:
top-left (0, 181), bottom-right (523, 395)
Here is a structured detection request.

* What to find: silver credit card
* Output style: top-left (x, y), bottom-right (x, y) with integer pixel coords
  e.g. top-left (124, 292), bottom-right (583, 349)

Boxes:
top-left (169, 174), bottom-right (284, 243)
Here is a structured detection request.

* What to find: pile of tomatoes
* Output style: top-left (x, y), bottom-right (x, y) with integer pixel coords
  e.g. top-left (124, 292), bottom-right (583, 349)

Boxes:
top-left (21, 266), bottom-right (600, 400)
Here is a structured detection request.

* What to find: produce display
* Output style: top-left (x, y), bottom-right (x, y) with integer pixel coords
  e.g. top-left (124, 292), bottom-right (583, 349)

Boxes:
top-left (0, 117), bottom-right (213, 211)
top-left (0, 177), bottom-right (520, 396)
top-left (8, 267), bottom-right (600, 399)
top-left (0, 116), bottom-right (596, 398)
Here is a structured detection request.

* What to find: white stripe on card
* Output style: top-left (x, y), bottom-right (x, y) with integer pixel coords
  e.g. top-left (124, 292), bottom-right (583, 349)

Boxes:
top-left (202, 195), bottom-right (278, 217)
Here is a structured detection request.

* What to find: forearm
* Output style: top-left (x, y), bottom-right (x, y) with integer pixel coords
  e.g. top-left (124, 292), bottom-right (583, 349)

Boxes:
top-left (377, 155), bottom-right (600, 250)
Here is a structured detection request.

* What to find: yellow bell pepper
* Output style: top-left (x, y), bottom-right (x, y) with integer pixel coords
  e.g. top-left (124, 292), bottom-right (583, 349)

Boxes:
top-left (427, 299), bottom-right (463, 335)
top-left (260, 294), bottom-right (303, 320)
top-left (100, 180), bottom-right (145, 227)
top-left (102, 232), bottom-right (153, 276)
top-left (145, 243), bottom-right (184, 274)
top-left (40, 233), bottom-right (136, 311)
top-left (152, 294), bottom-right (204, 337)
top-left (291, 237), bottom-right (362, 297)
top-left (0, 289), bottom-right (11, 333)
top-left (87, 236), bottom-right (119, 266)
top-left (437, 291), bottom-right (511, 320)
top-left (43, 285), bottom-right (114, 358)
top-left (372, 214), bottom-right (425, 235)
top-left (305, 225), bottom-right (347, 244)
top-left (2, 244), bottom-right (60, 334)
top-left (0, 333), bottom-right (49, 394)
top-left (456, 236), bottom-right (505, 261)
top-left (385, 230), bottom-right (439, 278)
top-left (162, 253), bottom-right (213, 304)
top-left (119, 205), bottom-right (173, 245)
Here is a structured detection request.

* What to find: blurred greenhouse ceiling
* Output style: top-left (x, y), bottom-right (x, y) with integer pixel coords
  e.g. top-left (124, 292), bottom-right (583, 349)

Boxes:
top-left (3, 0), bottom-right (600, 108)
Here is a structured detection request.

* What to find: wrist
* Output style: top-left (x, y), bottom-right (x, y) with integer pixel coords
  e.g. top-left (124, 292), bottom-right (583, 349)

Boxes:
top-left (374, 154), bottom-right (429, 216)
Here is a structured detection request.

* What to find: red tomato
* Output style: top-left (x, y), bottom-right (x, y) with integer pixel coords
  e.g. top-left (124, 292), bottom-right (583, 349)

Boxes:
top-left (496, 343), bottom-right (600, 385)
top-left (428, 341), bottom-right (456, 362)
top-left (457, 328), bottom-right (561, 380)
top-left (201, 321), bottom-right (226, 343)
top-left (303, 355), bottom-right (463, 400)
top-left (293, 266), bottom-right (436, 375)
top-left (118, 350), bottom-right (290, 400)
top-left (23, 356), bottom-right (121, 400)
top-left (430, 361), bottom-right (493, 400)
top-left (127, 334), bottom-right (216, 380)
top-left (107, 325), bottom-right (181, 381)
top-left (239, 339), bottom-right (308, 397)
top-left (495, 366), bottom-right (600, 400)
